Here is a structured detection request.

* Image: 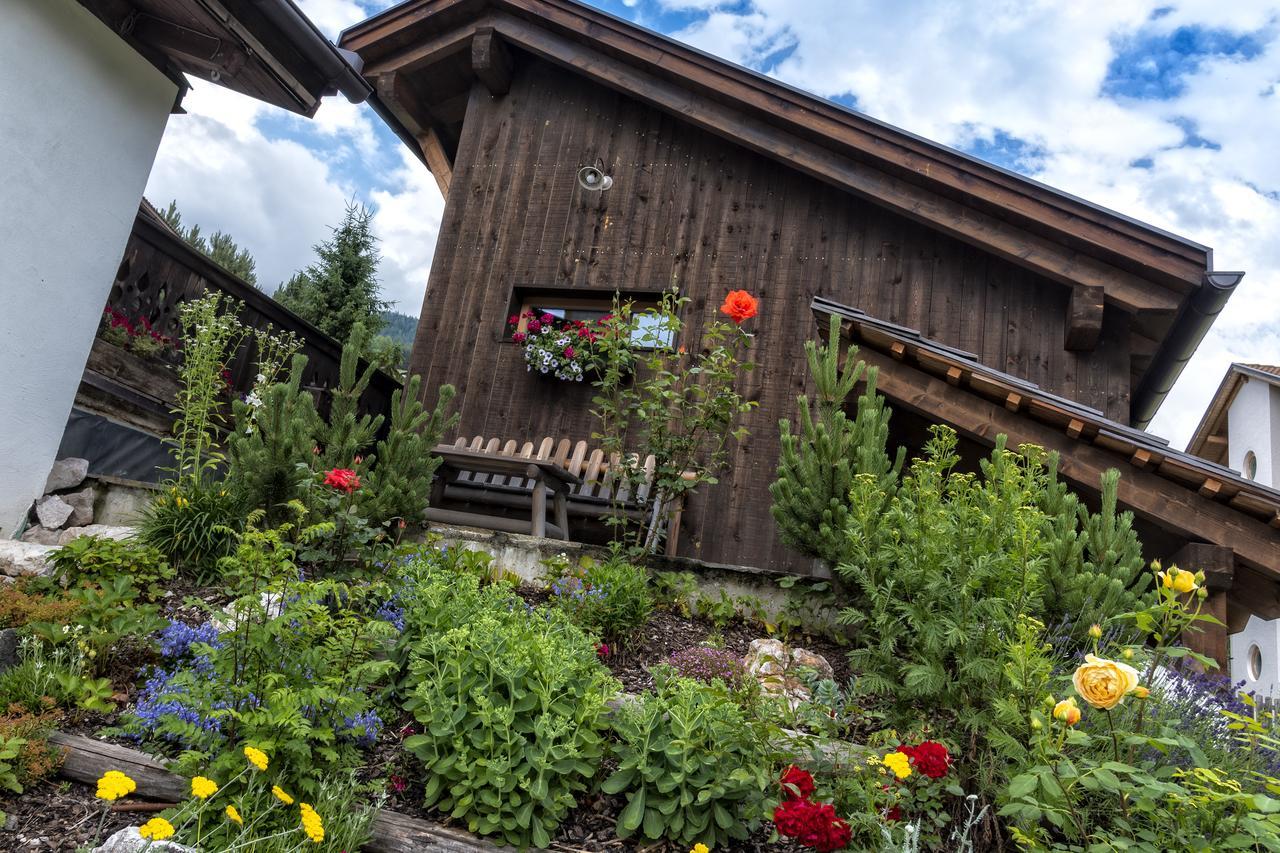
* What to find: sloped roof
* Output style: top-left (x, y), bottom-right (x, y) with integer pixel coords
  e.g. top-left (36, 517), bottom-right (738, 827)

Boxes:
top-left (1187, 363), bottom-right (1280, 465)
top-left (812, 296), bottom-right (1280, 584)
top-left (340, 0), bottom-right (1241, 427)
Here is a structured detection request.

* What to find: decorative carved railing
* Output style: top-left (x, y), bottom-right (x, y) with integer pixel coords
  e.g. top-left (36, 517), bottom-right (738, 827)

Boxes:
top-left (82, 202), bottom-right (400, 433)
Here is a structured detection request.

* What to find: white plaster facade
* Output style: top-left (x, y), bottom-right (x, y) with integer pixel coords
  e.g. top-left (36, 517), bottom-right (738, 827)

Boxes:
top-left (0, 0), bottom-right (177, 536)
top-left (1227, 375), bottom-right (1280, 488)
top-left (1231, 613), bottom-right (1280, 700)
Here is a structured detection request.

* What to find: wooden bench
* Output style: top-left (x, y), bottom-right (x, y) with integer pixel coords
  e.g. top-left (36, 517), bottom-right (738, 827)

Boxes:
top-left (426, 445), bottom-right (579, 539)
top-left (428, 436), bottom-right (688, 556)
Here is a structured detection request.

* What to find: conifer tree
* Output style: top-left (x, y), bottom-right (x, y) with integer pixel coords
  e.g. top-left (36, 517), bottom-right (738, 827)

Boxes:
top-left (274, 202), bottom-right (388, 345)
top-left (770, 314), bottom-right (904, 567)
top-left (360, 376), bottom-right (459, 527)
top-left (1038, 460), bottom-right (1152, 640)
top-left (159, 200), bottom-right (258, 286)
top-left (318, 323), bottom-right (384, 471)
top-left (225, 354), bottom-right (320, 526)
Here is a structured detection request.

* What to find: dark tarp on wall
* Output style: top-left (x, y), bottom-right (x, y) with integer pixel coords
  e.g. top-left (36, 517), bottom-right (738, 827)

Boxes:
top-left (58, 408), bottom-right (172, 483)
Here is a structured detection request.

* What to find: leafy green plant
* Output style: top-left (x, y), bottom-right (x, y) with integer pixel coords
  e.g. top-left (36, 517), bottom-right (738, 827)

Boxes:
top-left (653, 570), bottom-right (698, 617)
top-left (138, 479), bottom-right (243, 583)
top-left (0, 733), bottom-right (27, 795)
top-left (590, 289), bottom-right (757, 554)
top-left (544, 552), bottom-right (654, 646)
top-left (316, 322), bottom-right (384, 474)
top-left (0, 707), bottom-right (63, 791)
top-left (402, 578), bottom-right (615, 847)
top-left (48, 535), bottom-right (174, 601)
top-left (0, 636), bottom-right (80, 711)
top-left (28, 576), bottom-right (165, 677)
top-left (771, 313), bottom-right (903, 568)
top-left (603, 668), bottom-right (774, 847)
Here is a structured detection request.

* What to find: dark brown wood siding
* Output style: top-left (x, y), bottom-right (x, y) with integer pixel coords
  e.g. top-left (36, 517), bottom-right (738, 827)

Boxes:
top-left (410, 59), bottom-right (1132, 571)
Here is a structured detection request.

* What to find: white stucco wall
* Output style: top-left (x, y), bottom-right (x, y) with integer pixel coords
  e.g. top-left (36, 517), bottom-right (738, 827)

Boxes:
top-left (0, 0), bottom-right (177, 536)
top-left (1231, 614), bottom-right (1280, 701)
top-left (1227, 377), bottom-right (1279, 488)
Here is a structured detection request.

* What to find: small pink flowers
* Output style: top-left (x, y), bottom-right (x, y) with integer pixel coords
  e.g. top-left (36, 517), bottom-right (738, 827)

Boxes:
top-left (564, 346), bottom-right (575, 359)
top-left (388, 774), bottom-right (407, 793)
top-left (596, 643), bottom-right (610, 659)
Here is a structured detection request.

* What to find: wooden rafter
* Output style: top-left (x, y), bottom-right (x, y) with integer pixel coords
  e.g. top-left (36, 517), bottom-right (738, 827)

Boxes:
top-left (1065, 284), bottom-right (1104, 351)
top-left (375, 72), bottom-right (453, 198)
top-left (472, 26), bottom-right (513, 95)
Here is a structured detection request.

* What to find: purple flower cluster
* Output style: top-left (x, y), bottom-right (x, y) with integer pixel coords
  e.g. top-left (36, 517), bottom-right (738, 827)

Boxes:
top-left (375, 595), bottom-right (406, 632)
top-left (340, 709), bottom-right (383, 748)
top-left (550, 576), bottom-right (606, 604)
top-left (129, 664), bottom-right (227, 747)
top-left (666, 645), bottom-right (748, 689)
top-left (158, 620), bottom-right (222, 660)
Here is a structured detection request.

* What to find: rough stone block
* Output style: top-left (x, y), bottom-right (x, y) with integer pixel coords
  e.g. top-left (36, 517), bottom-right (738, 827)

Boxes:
top-left (44, 457), bottom-right (89, 493)
top-left (34, 495), bottom-right (73, 529)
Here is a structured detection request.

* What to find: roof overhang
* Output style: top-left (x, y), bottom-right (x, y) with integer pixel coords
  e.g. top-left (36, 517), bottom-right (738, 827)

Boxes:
top-left (1187, 363), bottom-right (1280, 464)
top-left (341, 0), bottom-right (1240, 426)
top-left (78, 0), bottom-right (372, 116)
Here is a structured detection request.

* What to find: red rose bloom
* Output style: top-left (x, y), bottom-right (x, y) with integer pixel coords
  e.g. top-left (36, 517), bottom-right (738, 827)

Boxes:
top-left (900, 741), bottom-right (951, 779)
top-left (885, 805), bottom-right (901, 822)
top-left (323, 468), bottom-right (360, 493)
top-left (719, 289), bottom-right (759, 324)
top-left (780, 765), bottom-right (816, 801)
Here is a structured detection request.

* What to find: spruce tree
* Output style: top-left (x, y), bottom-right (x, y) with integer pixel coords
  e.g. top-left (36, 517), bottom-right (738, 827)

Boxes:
top-left (274, 202), bottom-right (389, 345)
top-left (360, 376), bottom-right (459, 527)
top-left (317, 323), bottom-right (384, 472)
top-left (225, 354), bottom-right (320, 526)
top-left (770, 314), bottom-right (904, 567)
top-left (158, 200), bottom-right (258, 286)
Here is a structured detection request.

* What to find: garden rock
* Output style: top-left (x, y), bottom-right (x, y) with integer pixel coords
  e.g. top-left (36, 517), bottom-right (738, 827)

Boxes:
top-left (63, 486), bottom-right (96, 527)
top-left (57, 524), bottom-right (134, 545)
top-left (35, 494), bottom-right (74, 529)
top-left (20, 525), bottom-right (62, 546)
top-left (44, 457), bottom-right (89, 493)
top-left (0, 540), bottom-right (55, 577)
top-left (91, 826), bottom-right (196, 853)
top-left (743, 638), bottom-right (835, 711)
top-left (0, 628), bottom-right (18, 673)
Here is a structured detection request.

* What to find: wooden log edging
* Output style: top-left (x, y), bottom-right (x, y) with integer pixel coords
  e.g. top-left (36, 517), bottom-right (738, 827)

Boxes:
top-left (48, 733), bottom-right (495, 852)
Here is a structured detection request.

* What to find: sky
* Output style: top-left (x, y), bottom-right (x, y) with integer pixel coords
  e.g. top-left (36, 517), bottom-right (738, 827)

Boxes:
top-left (143, 0), bottom-right (1280, 450)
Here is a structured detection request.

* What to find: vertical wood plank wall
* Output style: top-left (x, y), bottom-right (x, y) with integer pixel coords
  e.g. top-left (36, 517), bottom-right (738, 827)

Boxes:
top-left (410, 60), bottom-right (1132, 572)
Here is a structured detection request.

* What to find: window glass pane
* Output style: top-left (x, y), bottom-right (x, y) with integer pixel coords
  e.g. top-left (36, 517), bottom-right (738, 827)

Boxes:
top-left (631, 311), bottom-right (674, 348)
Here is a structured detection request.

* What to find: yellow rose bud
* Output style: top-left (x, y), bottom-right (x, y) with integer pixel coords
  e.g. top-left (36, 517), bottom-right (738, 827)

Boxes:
top-left (1122, 648), bottom-right (1134, 660)
top-left (1072, 654), bottom-right (1140, 710)
top-left (1030, 717), bottom-right (1043, 730)
top-left (1088, 624), bottom-right (1103, 640)
top-left (1133, 686), bottom-right (1150, 699)
top-left (1053, 696), bottom-right (1082, 726)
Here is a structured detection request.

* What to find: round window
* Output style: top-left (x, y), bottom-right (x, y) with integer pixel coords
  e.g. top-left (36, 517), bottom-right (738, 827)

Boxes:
top-left (1244, 451), bottom-right (1258, 480)
top-left (1249, 644), bottom-right (1263, 681)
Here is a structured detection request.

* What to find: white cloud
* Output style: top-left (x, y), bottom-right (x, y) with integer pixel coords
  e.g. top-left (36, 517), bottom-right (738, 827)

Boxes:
top-left (370, 147), bottom-right (446, 314)
top-left (661, 0), bottom-right (1280, 449)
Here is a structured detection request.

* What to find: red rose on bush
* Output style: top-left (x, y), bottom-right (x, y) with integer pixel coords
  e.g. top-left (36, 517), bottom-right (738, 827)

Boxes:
top-left (719, 289), bottom-right (759, 324)
top-left (323, 468), bottom-right (360, 493)
top-left (780, 765), bottom-right (816, 801)
top-left (899, 740), bottom-right (951, 779)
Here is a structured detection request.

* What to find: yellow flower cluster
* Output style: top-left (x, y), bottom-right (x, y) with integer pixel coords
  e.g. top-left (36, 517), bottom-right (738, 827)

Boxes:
top-left (244, 745), bottom-right (269, 771)
top-left (882, 751), bottom-right (912, 780)
top-left (96, 770), bottom-right (137, 801)
top-left (138, 817), bottom-right (175, 840)
top-left (1072, 654), bottom-right (1140, 710)
top-left (691, 844), bottom-right (711, 853)
top-left (226, 805), bottom-right (244, 826)
top-left (191, 775), bottom-right (218, 799)
top-left (273, 785), bottom-right (294, 806)
top-left (299, 802), bottom-right (325, 843)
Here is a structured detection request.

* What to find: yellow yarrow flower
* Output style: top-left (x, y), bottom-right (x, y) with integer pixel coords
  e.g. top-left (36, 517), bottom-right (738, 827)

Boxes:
top-left (243, 746), bottom-right (269, 771)
top-left (299, 802), bottom-right (325, 843)
top-left (691, 844), bottom-right (711, 853)
top-left (191, 776), bottom-right (218, 799)
top-left (226, 805), bottom-right (244, 826)
top-left (138, 817), bottom-right (175, 840)
top-left (882, 751), bottom-right (912, 780)
top-left (95, 770), bottom-right (137, 801)
top-left (272, 785), bottom-right (295, 806)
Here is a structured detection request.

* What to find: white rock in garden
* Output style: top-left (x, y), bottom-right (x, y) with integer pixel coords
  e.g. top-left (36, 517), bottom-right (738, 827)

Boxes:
top-left (44, 457), bottom-right (89, 493)
top-left (0, 540), bottom-right (55, 578)
top-left (57, 524), bottom-right (135, 545)
top-left (91, 826), bottom-right (196, 853)
top-left (63, 486), bottom-right (96, 527)
top-left (35, 494), bottom-right (74, 529)
top-left (743, 639), bottom-right (835, 712)
top-left (791, 647), bottom-right (835, 680)
top-left (212, 591), bottom-right (285, 633)
top-left (20, 525), bottom-right (63, 546)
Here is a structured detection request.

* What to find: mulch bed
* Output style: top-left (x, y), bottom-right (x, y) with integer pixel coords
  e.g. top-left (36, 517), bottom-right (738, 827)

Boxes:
top-left (7, 577), bottom-right (848, 851)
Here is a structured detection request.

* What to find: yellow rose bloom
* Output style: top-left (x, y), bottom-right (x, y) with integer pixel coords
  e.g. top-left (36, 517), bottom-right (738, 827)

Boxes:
top-left (243, 746), bottom-right (269, 772)
top-left (299, 802), bottom-right (325, 843)
top-left (191, 776), bottom-right (218, 799)
top-left (138, 817), bottom-right (175, 840)
top-left (1160, 568), bottom-right (1198, 594)
top-left (272, 785), bottom-right (295, 806)
top-left (95, 770), bottom-right (137, 801)
top-left (882, 751), bottom-right (912, 780)
top-left (226, 805), bottom-right (244, 826)
top-left (1052, 696), bottom-right (1082, 726)
top-left (1072, 653), bottom-right (1140, 710)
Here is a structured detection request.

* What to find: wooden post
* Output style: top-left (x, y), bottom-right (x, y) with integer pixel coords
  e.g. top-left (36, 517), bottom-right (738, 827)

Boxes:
top-left (1170, 543), bottom-right (1234, 673)
top-left (1064, 283), bottom-right (1104, 351)
top-left (528, 465), bottom-right (547, 538)
top-left (553, 487), bottom-right (569, 538)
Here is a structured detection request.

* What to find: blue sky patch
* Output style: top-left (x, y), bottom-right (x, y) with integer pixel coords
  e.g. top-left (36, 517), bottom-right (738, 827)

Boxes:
top-left (1103, 24), bottom-right (1269, 100)
top-left (959, 128), bottom-right (1047, 174)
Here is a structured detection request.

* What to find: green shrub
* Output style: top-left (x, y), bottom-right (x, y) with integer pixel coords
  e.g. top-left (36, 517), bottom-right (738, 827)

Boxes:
top-left (49, 535), bottom-right (174, 601)
top-left (403, 583), bottom-right (615, 847)
top-left (544, 553), bottom-right (653, 646)
top-left (603, 668), bottom-right (774, 847)
top-left (0, 638), bottom-right (78, 711)
top-left (137, 481), bottom-right (242, 583)
top-left (27, 575), bottom-right (165, 681)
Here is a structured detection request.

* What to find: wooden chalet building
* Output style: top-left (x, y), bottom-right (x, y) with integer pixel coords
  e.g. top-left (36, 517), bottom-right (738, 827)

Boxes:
top-left (339, 0), bottom-right (1280, 665)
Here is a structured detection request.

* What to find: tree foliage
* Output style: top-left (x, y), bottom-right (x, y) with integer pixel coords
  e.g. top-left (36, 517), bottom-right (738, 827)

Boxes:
top-left (158, 200), bottom-right (258, 286)
top-left (770, 314), bottom-right (903, 567)
top-left (274, 202), bottom-right (389, 346)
